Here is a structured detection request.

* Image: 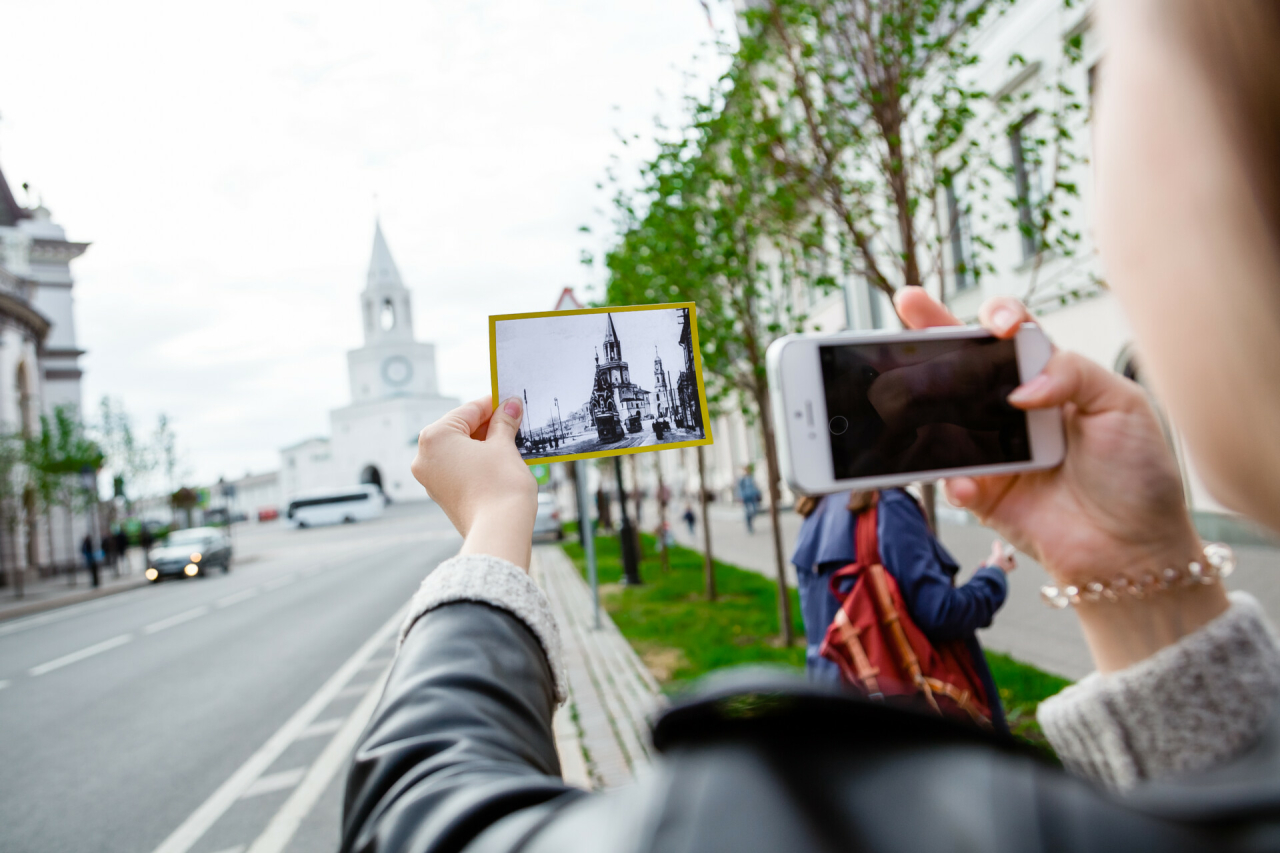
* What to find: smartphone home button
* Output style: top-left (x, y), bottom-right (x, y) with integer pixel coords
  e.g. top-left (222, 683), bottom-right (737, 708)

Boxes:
top-left (829, 416), bottom-right (849, 436)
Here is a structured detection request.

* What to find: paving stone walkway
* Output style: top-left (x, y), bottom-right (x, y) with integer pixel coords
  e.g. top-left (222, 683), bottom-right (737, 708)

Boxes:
top-left (531, 544), bottom-right (664, 790)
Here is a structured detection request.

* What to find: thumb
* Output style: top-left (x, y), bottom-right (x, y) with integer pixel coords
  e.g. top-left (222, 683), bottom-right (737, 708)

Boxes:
top-left (1006, 351), bottom-right (1142, 416)
top-left (486, 396), bottom-right (524, 444)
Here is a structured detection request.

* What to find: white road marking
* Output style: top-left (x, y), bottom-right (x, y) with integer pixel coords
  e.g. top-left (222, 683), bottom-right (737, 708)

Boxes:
top-left (239, 768), bottom-right (307, 799)
top-left (29, 634), bottom-right (133, 676)
top-left (0, 679), bottom-right (10, 691)
top-left (216, 588), bottom-right (260, 608)
top-left (296, 717), bottom-right (345, 740)
top-left (262, 576), bottom-right (296, 591)
top-left (335, 683), bottom-right (375, 699)
top-left (208, 846), bottom-right (245, 853)
top-left (148, 605), bottom-right (407, 853)
top-left (144, 606), bottom-right (211, 635)
top-left (247, 669), bottom-right (391, 853)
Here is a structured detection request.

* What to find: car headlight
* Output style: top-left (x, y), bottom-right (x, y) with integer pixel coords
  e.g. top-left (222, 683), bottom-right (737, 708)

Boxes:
top-left (191, 552), bottom-right (202, 563)
top-left (145, 568), bottom-right (158, 581)
top-left (184, 564), bottom-right (198, 576)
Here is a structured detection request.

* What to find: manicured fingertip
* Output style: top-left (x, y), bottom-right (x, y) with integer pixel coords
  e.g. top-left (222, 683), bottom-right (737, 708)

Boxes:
top-left (990, 307), bottom-right (1019, 336)
top-left (502, 397), bottom-right (522, 418)
top-left (1007, 373), bottom-right (1053, 406)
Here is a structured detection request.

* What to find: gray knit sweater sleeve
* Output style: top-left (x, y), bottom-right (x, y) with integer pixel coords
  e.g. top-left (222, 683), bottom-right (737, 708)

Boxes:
top-left (1037, 591), bottom-right (1280, 790)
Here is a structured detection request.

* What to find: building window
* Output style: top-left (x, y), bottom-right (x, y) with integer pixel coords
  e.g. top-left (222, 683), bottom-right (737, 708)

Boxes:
top-left (1010, 111), bottom-right (1043, 261)
top-left (380, 298), bottom-right (396, 331)
top-left (945, 182), bottom-right (976, 293)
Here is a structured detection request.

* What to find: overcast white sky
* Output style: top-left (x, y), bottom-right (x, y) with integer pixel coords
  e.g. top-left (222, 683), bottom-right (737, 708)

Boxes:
top-left (0, 0), bottom-right (734, 486)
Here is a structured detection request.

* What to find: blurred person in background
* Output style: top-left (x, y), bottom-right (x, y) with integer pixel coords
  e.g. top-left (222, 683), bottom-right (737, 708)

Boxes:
top-left (81, 534), bottom-right (99, 588)
top-left (738, 465), bottom-right (761, 533)
top-left (338, 2), bottom-right (1280, 850)
top-left (791, 489), bottom-right (1014, 730)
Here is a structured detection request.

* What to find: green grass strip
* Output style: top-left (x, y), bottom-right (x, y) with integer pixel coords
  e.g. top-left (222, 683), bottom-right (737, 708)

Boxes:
top-left (561, 530), bottom-right (1070, 755)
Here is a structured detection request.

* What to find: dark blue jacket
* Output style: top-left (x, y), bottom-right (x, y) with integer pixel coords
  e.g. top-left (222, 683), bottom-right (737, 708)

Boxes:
top-left (791, 488), bottom-right (1008, 731)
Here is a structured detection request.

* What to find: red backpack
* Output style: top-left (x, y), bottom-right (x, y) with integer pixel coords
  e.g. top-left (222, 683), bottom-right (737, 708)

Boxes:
top-left (819, 494), bottom-right (994, 728)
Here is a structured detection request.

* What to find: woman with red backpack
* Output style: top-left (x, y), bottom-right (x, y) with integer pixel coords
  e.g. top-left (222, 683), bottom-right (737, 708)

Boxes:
top-left (792, 488), bottom-right (1016, 731)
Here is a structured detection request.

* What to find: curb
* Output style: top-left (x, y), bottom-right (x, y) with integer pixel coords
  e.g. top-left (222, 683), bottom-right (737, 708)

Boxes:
top-left (0, 577), bottom-right (150, 623)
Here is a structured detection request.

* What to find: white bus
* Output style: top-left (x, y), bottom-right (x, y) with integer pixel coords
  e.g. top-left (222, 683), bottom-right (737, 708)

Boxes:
top-left (285, 484), bottom-right (385, 528)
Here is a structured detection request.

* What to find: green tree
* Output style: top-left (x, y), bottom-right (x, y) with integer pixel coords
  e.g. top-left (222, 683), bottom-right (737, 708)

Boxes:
top-left (604, 53), bottom-right (833, 644)
top-left (25, 407), bottom-right (105, 577)
top-left (98, 396), bottom-right (157, 509)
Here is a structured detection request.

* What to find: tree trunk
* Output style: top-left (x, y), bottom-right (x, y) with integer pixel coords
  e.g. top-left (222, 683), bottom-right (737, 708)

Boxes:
top-left (696, 445), bottom-right (716, 601)
top-left (45, 509), bottom-right (56, 578)
top-left (754, 386), bottom-right (795, 647)
top-left (63, 497), bottom-right (77, 586)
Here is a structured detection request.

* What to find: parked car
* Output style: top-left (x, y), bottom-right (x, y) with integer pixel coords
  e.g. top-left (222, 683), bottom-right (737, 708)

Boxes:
top-left (258, 507), bottom-right (279, 522)
top-left (146, 527), bottom-right (232, 582)
top-left (533, 493), bottom-right (563, 540)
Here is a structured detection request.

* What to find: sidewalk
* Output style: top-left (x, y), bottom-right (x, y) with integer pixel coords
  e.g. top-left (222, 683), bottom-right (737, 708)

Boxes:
top-left (530, 544), bottom-right (664, 790)
top-left (0, 562), bottom-right (148, 623)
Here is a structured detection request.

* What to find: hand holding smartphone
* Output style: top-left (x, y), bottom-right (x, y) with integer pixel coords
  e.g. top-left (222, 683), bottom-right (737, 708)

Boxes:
top-left (767, 324), bottom-right (1064, 494)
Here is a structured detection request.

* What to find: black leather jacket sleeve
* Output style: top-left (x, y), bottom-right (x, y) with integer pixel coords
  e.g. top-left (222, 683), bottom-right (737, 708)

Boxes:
top-left (340, 602), bottom-right (580, 853)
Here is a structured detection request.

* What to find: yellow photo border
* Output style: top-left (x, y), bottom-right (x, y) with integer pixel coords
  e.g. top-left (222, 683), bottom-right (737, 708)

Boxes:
top-left (489, 302), bottom-right (715, 466)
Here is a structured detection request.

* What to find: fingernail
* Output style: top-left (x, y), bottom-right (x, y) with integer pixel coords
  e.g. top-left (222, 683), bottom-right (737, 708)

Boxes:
top-left (992, 308), bottom-right (1018, 334)
top-left (502, 397), bottom-right (522, 417)
top-left (1008, 373), bottom-right (1051, 404)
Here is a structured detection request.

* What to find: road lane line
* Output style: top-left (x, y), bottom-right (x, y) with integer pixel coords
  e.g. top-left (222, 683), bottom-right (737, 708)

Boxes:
top-left (208, 846), bottom-right (245, 853)
top-left (148, 605), bottom-right (407, 853)
top-left (248, 669), bottom-right (391, 853)
top-left (239, 768), bottom-right (307, 799)
top-left (144, 606), bottom-right (211, 635)
top-left (295, 718), bottom-right (344, 740)
top-left (262, 576), bottom-right (295, 591)
top-left (29, 634), bottom-right (133, 676)
top-left (335, 682), bottom-right (375, 699)
top-left (216, 588), bottom-right (259, 608)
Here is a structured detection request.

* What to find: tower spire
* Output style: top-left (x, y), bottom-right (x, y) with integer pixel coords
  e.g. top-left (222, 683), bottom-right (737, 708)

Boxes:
top-left (366, 219), bottom-right (405, 291)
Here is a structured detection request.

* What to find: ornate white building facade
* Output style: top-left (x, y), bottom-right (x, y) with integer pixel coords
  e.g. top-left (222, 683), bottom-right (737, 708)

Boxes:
top-left (0, 160), bottom-right (91, 581)
top-left (280, 222), bottom-right (458, 503)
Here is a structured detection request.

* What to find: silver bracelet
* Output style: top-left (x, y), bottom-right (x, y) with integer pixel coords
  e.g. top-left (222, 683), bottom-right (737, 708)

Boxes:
top-left (1040, 543), bottom-right (1235, 609)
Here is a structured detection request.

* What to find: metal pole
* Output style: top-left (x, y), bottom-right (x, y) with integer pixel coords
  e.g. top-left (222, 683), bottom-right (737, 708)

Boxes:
top-left (575, 459), bottom-right (600, 629)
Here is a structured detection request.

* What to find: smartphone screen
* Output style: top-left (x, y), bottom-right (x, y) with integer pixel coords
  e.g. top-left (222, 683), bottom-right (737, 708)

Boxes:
top-left (819, 336), bottom-right (1030, 479)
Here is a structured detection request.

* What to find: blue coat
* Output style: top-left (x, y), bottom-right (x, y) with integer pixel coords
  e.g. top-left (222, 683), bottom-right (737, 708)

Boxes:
top-left (791, 488), bottom-right (1008, 731)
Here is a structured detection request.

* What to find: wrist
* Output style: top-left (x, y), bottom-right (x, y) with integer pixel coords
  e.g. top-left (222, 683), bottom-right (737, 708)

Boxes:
top-left (460, 499), bottom-right (536, 570)
top-left (1076, 581), bottom-right (1231, 673)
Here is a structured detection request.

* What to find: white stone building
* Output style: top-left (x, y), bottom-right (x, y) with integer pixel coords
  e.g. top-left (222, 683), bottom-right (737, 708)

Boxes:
top-left (279, 222), bottom-right (458, 503)
top-left (0, 160), bottom-right (92, 582)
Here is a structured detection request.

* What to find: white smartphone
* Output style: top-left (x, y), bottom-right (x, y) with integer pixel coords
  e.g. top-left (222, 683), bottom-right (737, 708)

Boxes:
top-left (766, 325), bottom-right (1064, 495)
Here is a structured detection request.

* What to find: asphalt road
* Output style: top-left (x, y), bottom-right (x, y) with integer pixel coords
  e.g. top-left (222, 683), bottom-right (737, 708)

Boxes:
top-left (0, 501), bottom-right (461, 853)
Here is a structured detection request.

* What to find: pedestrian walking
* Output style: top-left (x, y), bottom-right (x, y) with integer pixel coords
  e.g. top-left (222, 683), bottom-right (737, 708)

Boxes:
top-left (681, 503), bottom-right (696, 535)
top-left (791, 489), bottom-right (1014, 730)
top-left (737, 466), bottom-right (761, 534)
top-left (102, 532), bottom-right (118, 577)
top-left (115, 528), bottom-right (130, 574)
top-left (81, 534), bottom-right (100, 588)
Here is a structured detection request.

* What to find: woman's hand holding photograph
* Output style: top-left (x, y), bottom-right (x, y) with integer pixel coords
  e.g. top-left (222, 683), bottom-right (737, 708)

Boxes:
top-left (412, 395), bottom-right (537, 569)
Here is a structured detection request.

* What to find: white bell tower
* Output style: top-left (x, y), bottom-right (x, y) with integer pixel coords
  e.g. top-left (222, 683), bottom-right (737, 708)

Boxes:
top-left (361, 222), bottom-right (415, 345)
top-left (324, 220), bottom-right (459, 500)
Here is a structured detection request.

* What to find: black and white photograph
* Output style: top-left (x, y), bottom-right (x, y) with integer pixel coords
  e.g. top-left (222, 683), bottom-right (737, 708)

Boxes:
top-left (490, 304), bottom-right (712, 463)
